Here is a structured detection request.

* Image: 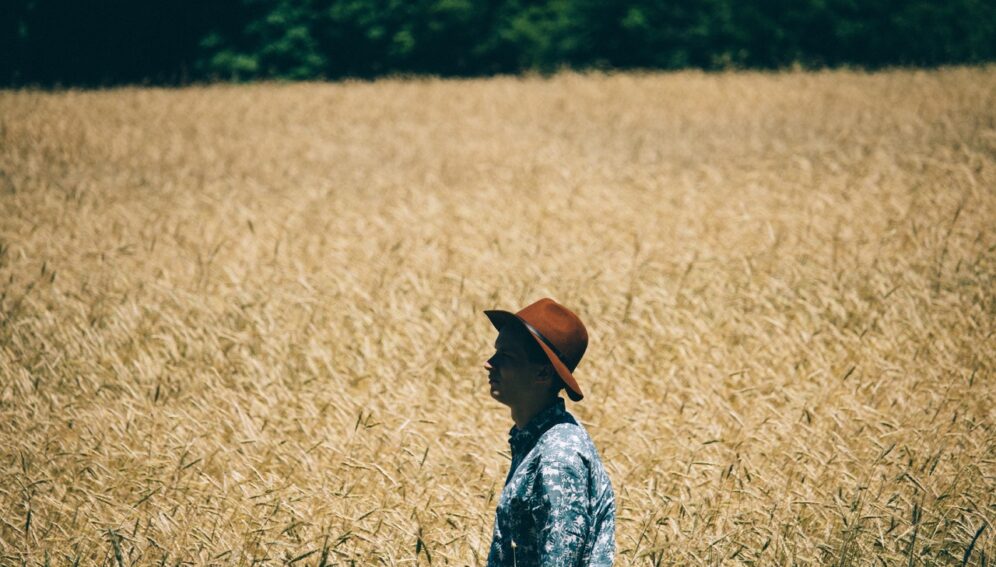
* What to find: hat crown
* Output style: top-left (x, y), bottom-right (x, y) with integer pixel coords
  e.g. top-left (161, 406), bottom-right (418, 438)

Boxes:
top-left (515, 298), bottom-right (588, 371)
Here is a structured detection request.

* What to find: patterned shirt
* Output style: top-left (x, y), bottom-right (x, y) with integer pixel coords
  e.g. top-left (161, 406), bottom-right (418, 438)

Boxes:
top-left (487, 398), bottom-right (615, 566)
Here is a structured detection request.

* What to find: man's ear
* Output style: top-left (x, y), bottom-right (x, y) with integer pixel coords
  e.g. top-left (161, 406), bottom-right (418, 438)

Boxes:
top-left (534, 364), bottom-right (555, 384)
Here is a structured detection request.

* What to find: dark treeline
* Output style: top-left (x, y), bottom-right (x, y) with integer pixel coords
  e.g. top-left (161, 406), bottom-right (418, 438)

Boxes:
top-left (3, 0), bottom-right (995, 86)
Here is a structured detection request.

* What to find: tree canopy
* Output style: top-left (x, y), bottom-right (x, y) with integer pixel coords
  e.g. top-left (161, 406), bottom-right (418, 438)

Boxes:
top-left (3, 0), bottom-right (994, 86)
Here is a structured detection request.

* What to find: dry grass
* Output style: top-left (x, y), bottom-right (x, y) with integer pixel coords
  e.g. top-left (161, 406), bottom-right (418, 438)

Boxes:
top-left (1, 67), bottom-right (994, 566)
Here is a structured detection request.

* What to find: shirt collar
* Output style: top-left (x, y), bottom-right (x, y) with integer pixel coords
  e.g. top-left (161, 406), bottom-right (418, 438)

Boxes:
top-left (508, 397), bottom-right (570, 454)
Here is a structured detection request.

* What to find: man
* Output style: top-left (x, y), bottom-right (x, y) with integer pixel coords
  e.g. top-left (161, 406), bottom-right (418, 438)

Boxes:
top-left (483, 298), bottom-right (615, 566)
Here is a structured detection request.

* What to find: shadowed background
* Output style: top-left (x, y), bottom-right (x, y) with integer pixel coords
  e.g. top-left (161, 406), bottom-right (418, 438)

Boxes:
top-left (3, 0), bottom-right (996, 86)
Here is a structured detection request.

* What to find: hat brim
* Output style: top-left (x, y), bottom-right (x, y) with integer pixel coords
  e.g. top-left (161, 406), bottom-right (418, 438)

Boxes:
top-left (484, 310), bottom-right (585, 402)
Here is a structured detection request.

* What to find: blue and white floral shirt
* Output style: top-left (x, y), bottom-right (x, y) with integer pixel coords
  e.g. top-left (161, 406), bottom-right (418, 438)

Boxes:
top-left (487, 398), bottom-right (615, 566)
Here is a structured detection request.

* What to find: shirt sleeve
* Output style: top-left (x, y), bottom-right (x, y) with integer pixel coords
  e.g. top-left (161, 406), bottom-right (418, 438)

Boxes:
top-left (529, 452), bottom-right (591, 566)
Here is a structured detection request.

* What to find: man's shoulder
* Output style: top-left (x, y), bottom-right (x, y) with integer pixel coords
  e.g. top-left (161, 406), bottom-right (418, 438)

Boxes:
top-left (535, 420), bottom-right (595, 462)
top-left (542, 420), bottom-right (587, 442)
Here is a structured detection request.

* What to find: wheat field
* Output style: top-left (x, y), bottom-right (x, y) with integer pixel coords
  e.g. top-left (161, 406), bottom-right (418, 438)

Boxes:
top-left (1, 67), bottom-right (994, 565)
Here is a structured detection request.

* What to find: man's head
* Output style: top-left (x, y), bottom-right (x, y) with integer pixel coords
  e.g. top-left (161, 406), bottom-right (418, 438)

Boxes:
top-left (483, 298), bottom-right (588, 402)
top-left (485, 323), bottom-right (563, 408)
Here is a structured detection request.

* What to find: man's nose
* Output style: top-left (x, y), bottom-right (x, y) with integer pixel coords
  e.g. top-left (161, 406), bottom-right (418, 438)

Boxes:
top-left (484, 360), bottom-right (493, 371)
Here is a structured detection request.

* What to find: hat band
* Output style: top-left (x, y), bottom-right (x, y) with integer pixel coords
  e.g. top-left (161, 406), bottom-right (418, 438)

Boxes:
top-left (520, 320), bottom-right (570, 369)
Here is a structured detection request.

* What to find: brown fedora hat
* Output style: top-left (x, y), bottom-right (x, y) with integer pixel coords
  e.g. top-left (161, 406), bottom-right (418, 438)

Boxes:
top-left (484, 298), bottom-right (589, 401)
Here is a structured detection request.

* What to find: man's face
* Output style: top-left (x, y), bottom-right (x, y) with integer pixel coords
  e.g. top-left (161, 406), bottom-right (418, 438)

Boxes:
top-left (484, 326), bottom-right (548, 407)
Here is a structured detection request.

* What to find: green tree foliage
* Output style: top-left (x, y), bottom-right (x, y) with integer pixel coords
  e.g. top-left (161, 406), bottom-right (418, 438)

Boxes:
top-left (2, 0), bottom-right (994, 85)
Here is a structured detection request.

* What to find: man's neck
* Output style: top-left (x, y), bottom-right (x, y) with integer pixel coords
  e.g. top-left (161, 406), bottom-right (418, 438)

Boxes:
top-left (511, 395), bottom-right (559, 429)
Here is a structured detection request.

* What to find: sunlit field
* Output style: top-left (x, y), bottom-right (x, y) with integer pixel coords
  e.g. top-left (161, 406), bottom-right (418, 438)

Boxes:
top-left (1, 67), bottom-right (994, 565)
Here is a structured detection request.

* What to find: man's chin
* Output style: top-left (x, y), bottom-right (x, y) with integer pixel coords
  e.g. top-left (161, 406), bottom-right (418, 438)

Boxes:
top-left (489, 386), bottom-right (506, 404)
